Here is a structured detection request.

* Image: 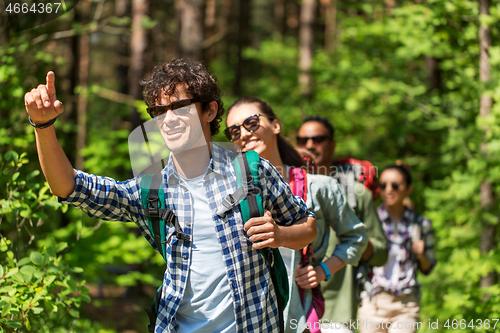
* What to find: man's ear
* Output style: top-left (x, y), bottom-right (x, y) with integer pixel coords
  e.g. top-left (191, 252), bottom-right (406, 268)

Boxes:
top-left (205, 101), bottom-right (218, 122)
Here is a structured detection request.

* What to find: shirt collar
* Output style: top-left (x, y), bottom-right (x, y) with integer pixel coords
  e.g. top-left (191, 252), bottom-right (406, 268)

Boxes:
top-left (163, 142), bottom-right (232, 185)
top-left (378, 205), bottom-right (412, 223)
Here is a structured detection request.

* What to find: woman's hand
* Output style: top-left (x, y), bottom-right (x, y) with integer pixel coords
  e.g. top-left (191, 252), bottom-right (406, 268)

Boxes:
top-left (411, 240), bottom-right (425, 258)
top-left (295, 263), bottom-right (325, 289)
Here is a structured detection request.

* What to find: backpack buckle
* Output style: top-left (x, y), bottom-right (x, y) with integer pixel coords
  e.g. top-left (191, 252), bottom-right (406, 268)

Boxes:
top-left (161, 209), bottom-right (175, 224)
top-left (147, 207), bottom-right (160, 217)
top-left (147, 198), bottom-right (160, 217)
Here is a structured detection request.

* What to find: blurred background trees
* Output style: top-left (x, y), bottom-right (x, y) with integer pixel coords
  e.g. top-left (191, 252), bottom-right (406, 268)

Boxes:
top-left (1, 0), bottom-right (500, 331)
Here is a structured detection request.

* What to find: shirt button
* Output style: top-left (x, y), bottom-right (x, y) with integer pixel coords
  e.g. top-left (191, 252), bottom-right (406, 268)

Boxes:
top-left (182, 255), bottom-right (188, 260)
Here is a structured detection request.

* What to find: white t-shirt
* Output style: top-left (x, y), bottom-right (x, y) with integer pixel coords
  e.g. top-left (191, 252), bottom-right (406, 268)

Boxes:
top-left (175, 174), bottom-right (236, 333)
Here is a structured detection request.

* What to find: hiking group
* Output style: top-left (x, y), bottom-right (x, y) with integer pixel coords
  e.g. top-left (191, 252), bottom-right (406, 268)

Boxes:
top-left (24, 58), bottom-right (436, 333)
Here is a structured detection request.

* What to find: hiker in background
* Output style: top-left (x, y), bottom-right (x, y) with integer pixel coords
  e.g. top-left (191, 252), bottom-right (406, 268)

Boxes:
top-left (357, 164), bottom-right (436, 333)
top-left (296, 116), bottom-right (388, 333)
top-left (225, 96), bottom-right (368, 333)
top-left (24, 59), bottom-right (318, 333)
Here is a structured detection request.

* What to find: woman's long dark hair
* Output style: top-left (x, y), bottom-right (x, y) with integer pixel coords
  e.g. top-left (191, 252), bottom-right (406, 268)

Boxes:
top-left (227, 97), bottom-right (305, 168)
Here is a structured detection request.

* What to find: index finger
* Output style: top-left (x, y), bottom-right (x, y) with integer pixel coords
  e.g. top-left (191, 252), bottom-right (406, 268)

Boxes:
top-left (46, 71), bottom-right (55, 95)
top-left (243, 211), bottom-right (273, 231)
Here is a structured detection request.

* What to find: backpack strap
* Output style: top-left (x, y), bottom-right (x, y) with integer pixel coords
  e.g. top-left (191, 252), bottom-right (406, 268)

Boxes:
top-left (141, 173), bottom-right (190, 332)
top-left (289, 167), bottom-right (307, 202)
top-left (237, 151), bottom-right (263, 219)
top-left (336, 172), bottom-right (357, 209)
top-left (141, 173), bottom-right (168, 262)
top-left (216, 151), bottom-right (263, 218)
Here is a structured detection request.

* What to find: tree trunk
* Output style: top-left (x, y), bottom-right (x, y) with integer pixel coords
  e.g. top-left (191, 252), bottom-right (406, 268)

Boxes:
top-left (478, 0), bottom-right (497, 289)
top-left (234, 0), bottom-right (251, 96)
top-left (299, 0), bottom-right (316, 96)
top-left (130, 0), bottom-right (149, 129)
top-left (75, 0), bottom-right (91, 171)
top-left (116, 0), bottom-right (130, 95)
top-left (425, 56), bottom-right (441, 91)
top-left (204, 0), bottom-right (216, 62)
top-left (221, 0), bottom-right (233, 64)
top-left (275, 0), bottom-right (287, 37)
top-left (176, 0), bottom-right (204, 61)
top-left (321, 0), bottom-right (336, 52)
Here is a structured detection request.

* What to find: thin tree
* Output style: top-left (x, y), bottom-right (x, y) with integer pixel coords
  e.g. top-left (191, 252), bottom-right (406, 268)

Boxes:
top-left (76, 0), bottom-right (91, 171)
top-left (176, 0), bottom-right (204, 60)
top-left (478, 0), bottom-right (497, 289)
top-left (234, 0), bottom-right (251, 96)
top-left (130, 0), bottom-right (149, 129)
top-left (299, 0), bottom-right (316, 96)
top-left (320, 0), bottom-right (336, 52)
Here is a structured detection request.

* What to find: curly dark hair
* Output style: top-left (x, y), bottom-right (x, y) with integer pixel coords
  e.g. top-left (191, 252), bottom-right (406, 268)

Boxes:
top-left (140, 58), bottom-right (224, 136)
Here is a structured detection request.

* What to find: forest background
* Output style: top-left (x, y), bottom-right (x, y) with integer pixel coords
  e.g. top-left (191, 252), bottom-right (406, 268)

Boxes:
top-left (1, 0), bottom-right (500, 332)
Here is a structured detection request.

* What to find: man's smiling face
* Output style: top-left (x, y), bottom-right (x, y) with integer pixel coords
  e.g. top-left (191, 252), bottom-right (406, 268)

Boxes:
top-left (155, 83), bottom-right (207, 154)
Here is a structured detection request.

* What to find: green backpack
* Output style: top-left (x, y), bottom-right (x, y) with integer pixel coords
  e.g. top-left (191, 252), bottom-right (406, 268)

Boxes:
top-left (140, 150), bottom-right (289, 333)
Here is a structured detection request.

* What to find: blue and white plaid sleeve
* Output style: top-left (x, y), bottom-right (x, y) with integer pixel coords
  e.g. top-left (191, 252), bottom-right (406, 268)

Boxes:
top-left (58, 169), bottom-right (145, 223)
top-left (258, 158), bottom-right (313, 226)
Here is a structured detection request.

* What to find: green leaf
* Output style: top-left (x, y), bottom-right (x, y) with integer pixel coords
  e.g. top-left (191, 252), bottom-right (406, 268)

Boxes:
top-left (30, 252), bottom-right (43, 266)
top-left (26, 318), bottom-right (31, 330)
top-left (26, 170), bottom-right (40, 181)
top-left (11, 272), bottom-right (24, 283)
top-left (0, 265), bottom-right (3, 277)
top-left (5, 321), bottom-right (22, 328)
top-left (12, 172), bottom-right (20, 181)
top-left (71, 266), bottom-right (84, 273)
top-left (20, 265), bottom-right (37, 281)
top-left (44, 275), bottom-right (57, 286)
top-left (17, 257), bottom-right (31, 267)
top-left (69, 308), bottom-right (79, 318)
top-left (32, 307), bottom-right (43, 314)
top-left (4, 151), bottom-right (19, 162)
top-left (55, 242), bottom-right (68, 253)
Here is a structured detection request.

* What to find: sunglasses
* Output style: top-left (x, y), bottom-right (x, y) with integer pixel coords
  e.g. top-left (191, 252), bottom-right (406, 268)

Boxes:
top-left (379, 182), bottom-right (403, 191)
top-left (296, 135), bottom-right (330, 147)
top-left (224, 114), bottom-right (261, 141)
top-left (146, 99), bottom-right (199, 119)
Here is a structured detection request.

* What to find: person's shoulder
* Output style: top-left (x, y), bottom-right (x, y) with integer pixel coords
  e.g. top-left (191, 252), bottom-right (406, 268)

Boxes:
top-left (353, 181), bottom-right (373, 201)
top-left (408, 209), bottom-right (432, 226)
top-left (306, 173), bottom-right (342, 197)
top-left (307, 173), bottom-right (340, 186)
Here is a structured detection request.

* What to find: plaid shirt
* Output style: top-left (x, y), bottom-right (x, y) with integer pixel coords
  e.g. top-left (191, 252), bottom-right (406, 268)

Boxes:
top-left (371, 205), bottom-right (436, 296)
top-left (60, 143), bottom-right (312, 333)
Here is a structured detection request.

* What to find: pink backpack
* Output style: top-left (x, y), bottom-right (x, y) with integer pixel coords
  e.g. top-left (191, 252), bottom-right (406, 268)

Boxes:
top-left (289, 168), bottom-right (325, 333)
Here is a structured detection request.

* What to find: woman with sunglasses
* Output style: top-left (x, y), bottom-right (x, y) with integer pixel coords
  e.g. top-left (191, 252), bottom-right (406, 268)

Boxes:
top-left (357, 165), bottom-right (436, 333)
top-left (225, 96), bottom-right (368, 333)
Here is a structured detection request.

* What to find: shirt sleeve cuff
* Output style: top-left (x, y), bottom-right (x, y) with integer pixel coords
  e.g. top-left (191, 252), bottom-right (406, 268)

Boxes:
top-left (57, 169), bottom-right (90, 207)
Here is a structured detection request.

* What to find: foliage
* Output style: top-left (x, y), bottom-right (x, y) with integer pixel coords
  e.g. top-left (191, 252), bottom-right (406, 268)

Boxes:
top-left (2, 0), bottom-right (500, 331)
top-left (0, 151), bottom-right (104, 332)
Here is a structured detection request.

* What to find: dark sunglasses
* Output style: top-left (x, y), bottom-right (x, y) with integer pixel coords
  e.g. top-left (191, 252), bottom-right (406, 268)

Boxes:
top-left (146, 99), bottom-right (199, 119)
top-left (379, 182), bottom-right (403, 191)
top-left (224, 114), bottom-right (261, 141)
top-left (296, 135), bottom-right (330, 147)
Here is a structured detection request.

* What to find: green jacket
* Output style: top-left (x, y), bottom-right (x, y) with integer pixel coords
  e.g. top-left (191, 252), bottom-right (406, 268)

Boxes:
top-left (321, 181), bottom-right (388, 323)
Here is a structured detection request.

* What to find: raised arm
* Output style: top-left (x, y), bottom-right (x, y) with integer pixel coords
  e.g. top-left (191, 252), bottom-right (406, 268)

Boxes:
top-left (24, 71), bottom-right (76, 198)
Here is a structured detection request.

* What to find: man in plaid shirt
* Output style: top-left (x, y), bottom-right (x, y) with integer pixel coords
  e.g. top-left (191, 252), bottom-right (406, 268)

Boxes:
top-left (24, 58), bottom-right (317, 333)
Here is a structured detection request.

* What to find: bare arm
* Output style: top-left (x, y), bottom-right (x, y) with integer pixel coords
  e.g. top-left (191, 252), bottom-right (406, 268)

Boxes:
top-left (244, 211), bottom-right (317, 250)
top-left (24, 72), bottom-right (76, 198)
